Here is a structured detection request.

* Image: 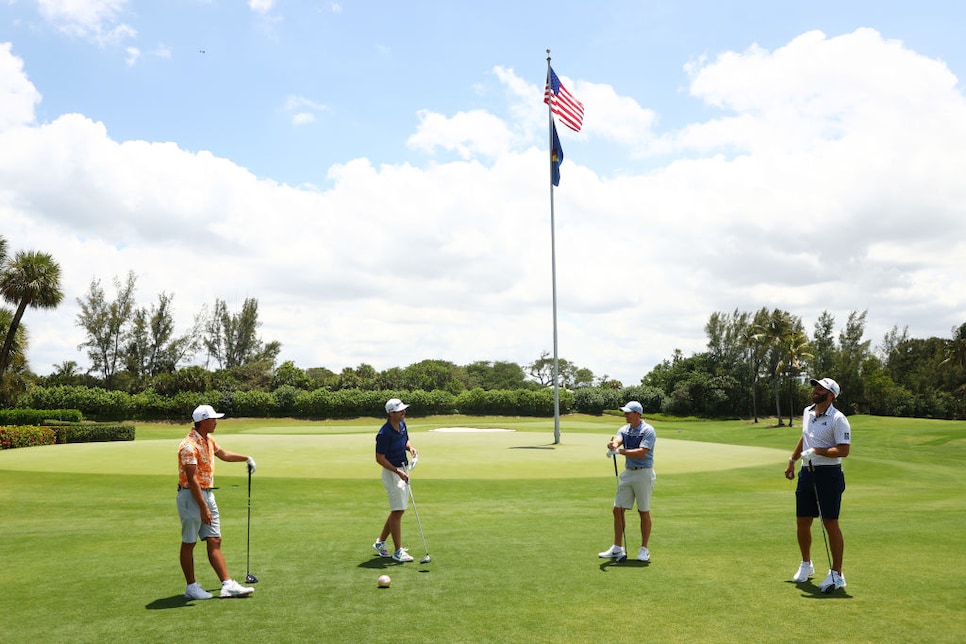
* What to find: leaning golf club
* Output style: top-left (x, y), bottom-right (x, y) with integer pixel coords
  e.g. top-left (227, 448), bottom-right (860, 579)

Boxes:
top-left (612, 454), bottom-right (628, 563)
top-left (807, 461), bottom-right (833, 593)
top-left (406, 479), bottom-right (432, 564)
top-left (245, 468), bottom-right (258, 584)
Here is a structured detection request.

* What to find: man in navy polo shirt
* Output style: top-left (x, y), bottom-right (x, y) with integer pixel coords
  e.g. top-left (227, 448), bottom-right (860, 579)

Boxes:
top-left (599, 401), bottom-right (657, 563)
top-left (373, 398), bottom-right (419, 563)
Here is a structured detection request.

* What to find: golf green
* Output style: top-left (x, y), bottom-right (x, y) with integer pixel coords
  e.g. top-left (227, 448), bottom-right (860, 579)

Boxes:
top-left (1, 415), bottom-right (962, 643)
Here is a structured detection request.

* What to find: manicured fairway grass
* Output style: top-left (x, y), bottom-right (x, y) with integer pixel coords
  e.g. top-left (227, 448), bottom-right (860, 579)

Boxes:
top-left (1, 414), bottom-right (963, 642)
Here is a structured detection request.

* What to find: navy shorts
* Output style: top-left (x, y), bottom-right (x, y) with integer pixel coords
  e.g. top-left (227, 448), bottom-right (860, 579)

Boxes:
top-left (795, 466), bottom-right (846, 520)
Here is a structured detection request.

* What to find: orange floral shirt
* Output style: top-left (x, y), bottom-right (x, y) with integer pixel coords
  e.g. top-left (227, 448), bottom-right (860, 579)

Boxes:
top-left (178, 429), bottom-right (220, 488)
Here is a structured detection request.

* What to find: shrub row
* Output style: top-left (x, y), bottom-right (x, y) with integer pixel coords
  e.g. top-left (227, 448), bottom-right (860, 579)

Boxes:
top-left (0, 408), bottom-right (84, 425)
top-left (16, 384), bottom-right (677, 421)
top-left (17, 385), bottom-right (583, 421)
top-left (50, 423), bottom-right (136, 444)
top-left (0, 425), bottom-right (56, 449)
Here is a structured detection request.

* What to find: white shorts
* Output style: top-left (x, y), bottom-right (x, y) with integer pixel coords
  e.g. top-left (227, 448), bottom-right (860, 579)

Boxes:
top-left (177, 488), bottom-right (220, 542)
top-left (381, 468), bottom-right (409, 512)
top-left (615, 468), bottom-right (656, 512)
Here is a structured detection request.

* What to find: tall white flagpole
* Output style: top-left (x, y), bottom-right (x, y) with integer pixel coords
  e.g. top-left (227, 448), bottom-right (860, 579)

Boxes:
top-left (547, 50), bottom-right (561, 445)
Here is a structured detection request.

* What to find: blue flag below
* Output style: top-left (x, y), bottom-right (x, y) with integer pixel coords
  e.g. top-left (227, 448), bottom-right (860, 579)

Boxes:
top-left (551, 121), bottom-right (563, 187)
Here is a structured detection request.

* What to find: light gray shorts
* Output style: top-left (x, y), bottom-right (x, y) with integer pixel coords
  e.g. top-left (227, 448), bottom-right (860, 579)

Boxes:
top-left (615, 468), bottom-right (656, 512)
top-left (177, 488), bottom-right (221, 542)
top-left (381, 468), bottom-right (410, 512)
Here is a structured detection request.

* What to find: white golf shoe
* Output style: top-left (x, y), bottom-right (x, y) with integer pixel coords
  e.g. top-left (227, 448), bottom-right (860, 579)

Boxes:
top-left (373, 540), bottom-right (391, 557)
top-left (598, 545), bottom-right (626, 559)
top-left (818, 570), bottom-right (846, 593)
top-left (220, 579), bottom-right (254, 598)
top-left (184, 582), bottom-right (212, 600)
top-left (637, 546), bottom-right (650, 562)
top-left (792, 561), bottom-right (814, 582)
top-left (392, 548), bottom-right (414, 562)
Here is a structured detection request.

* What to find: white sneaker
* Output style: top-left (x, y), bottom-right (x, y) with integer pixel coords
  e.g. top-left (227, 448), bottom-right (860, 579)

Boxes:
top-left (637, 547), bottom-right (650, 562)
top-left (598, 545), bottom-right (626, 559)
top-left (392, 548), bottom-right (414, 563)
top-left (792, 561), bottom-right (814, 582)
top-left (818, 570), bottom-right (846, 593)
top-left (220, 579), bottom-right (254, 598)
top-left (373, 540), bottom-right (391, 557)
top-left (184, 582), bottom-right (212, 600)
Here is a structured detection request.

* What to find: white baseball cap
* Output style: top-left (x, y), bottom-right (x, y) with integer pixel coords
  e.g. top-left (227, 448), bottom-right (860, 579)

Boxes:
top-left (192, 404), bottom-right (225, 422)
top-left (809, 377), bottom-right (841, 398)
top-left (385, 398), bottom-right (410, 414)
top-left (619, 401), bottom-right (644, 414)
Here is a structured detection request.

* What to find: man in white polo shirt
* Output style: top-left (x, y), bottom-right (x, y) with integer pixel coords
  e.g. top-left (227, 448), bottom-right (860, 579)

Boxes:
top-left (784, 377), bottom-right (851, 593)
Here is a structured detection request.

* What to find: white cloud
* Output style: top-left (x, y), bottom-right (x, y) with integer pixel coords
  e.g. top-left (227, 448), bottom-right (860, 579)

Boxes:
top-left (0, 43), bottom-right (40, 130)
top-left (36, 0), bottom-right (136, 45)
top-left (2, 29), bottom-right (966, 385)
top-left (124, 46), bottom-right (139, 66)
top-left (282, 95), bottom-right (326, 126)
top-left (407, 109), bottom-right (515, 159)
top-left (248, 0), bottom-right (274, 14)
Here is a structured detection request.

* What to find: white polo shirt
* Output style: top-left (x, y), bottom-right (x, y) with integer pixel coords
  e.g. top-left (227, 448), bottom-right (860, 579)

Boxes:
top-left (802, 403), bottom-right (851, 465)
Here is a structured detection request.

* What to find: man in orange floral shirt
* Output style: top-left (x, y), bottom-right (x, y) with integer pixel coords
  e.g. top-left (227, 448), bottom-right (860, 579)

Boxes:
top-left (177, 404), bottom-right (257, 600)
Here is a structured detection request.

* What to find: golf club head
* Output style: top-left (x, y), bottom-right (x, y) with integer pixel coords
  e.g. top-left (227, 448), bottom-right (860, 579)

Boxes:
top-left (616, 554), bottom-right (627, 563)
top-left (420, 555), bottom-right (431, 564)
top-left (245, 573), bottom-right (259, 584)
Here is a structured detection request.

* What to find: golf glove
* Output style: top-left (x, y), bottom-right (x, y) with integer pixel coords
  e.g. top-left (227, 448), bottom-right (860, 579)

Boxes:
top-left (247, 456), bottom-right (257, 474)
top-left (408, 454), bottom-right (418, 471)
top-left (800, 448), bottom-right (815, 463)
top-left (606, 449), bottom-right (618, 458)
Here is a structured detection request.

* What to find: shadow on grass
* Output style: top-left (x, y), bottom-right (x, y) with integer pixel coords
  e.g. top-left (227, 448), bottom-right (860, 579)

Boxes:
top-left (357, 557), bottom-right (402, 570)
top-left (145, 595), bottom-right (193, 610)
top-left (789, 580), bottom-right (853, 600)
top-left (508, 446), bottom-right (556, 450)
top-left (598, 559), bottom-right (650, 572)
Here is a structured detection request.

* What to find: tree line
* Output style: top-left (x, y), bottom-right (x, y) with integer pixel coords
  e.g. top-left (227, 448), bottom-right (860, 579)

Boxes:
top-left (2, 235), bottom-right (965, 419)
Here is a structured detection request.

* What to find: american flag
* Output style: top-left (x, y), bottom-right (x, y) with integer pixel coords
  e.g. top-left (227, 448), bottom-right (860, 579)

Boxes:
top-left (544, 67), bottom-right (584, 133)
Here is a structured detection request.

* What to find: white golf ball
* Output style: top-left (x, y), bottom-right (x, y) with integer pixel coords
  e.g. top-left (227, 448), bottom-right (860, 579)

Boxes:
top-left (377, 574), bottom-right (391, 588)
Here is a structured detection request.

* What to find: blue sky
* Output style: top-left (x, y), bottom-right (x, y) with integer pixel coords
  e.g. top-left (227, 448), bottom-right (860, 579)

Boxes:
top-left (3, 1), bottom-right (966, 386)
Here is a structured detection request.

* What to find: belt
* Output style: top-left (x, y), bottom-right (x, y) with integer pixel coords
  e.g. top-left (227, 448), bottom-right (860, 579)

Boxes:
top-left (177, 486), bottom-right (218, 491)
top-left (627, 466), bottom-right (651, 471)
top-left (808, 465), bottom-right (841, 470)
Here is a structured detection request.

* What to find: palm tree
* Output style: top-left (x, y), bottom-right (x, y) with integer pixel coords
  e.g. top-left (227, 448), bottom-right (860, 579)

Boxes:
top-left (751, 309), bottom-right (802, 426)
top-left (0, 250), bottom-right (64, 375)
top-left (943, 322), bottom-right (966, 370)
top-left (780, 329), bottom-right (814, 426)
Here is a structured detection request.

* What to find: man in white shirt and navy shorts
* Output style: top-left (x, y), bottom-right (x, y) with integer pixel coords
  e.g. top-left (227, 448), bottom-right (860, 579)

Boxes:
top-left (784, 377), bottom-right (851, 593)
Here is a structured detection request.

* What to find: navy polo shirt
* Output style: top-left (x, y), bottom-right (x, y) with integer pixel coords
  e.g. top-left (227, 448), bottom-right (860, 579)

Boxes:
top-left (375, 420), bottom-right (409, 468)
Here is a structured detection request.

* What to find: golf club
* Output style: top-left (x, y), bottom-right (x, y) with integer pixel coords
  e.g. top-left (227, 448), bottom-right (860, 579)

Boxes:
top-left (245, 468), bottom-right (258, 584)
top-left (406, 472), bottom-right (432, 564)
top-left (807, 461), bottom-right (833, 593)
top-left (612, 453), bottom-right (628, 563)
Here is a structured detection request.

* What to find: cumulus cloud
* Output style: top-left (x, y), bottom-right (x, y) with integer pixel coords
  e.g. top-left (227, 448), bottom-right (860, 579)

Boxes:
top-left (0, 43), bottom-right (39, 130)
top-left (2, 29), bottom-right (965, 384)
top-left (282, 95), bottom-right (327, 126)
top-left (248, 0), bottom-right (275, 14)
top-left (37, 0), bottom-right (136, 45)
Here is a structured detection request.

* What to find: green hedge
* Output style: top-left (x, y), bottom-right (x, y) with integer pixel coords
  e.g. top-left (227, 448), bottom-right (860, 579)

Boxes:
top-left (0, 408), bottom-right (84, 424)
top-left (16, 384), bottom-right (578, 421)
top-left (0, 425), bottom-right (57, 449)
top-left (52, 423), bottom-right (136, 444)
